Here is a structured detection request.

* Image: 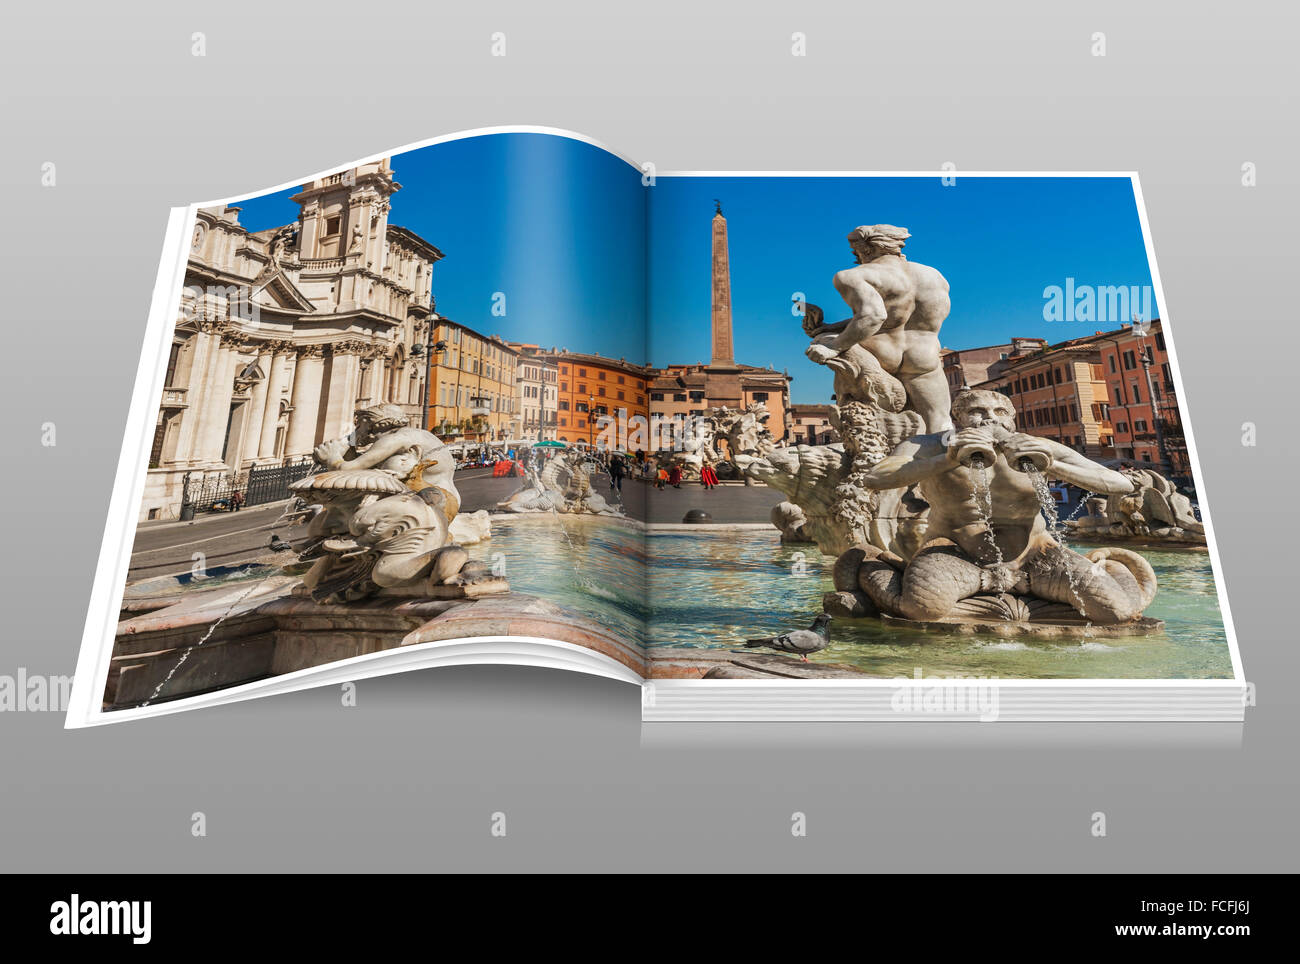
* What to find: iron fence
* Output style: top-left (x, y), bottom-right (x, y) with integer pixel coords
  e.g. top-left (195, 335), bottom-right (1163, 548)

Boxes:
top-left (181, 457), bottom-right (316, 514)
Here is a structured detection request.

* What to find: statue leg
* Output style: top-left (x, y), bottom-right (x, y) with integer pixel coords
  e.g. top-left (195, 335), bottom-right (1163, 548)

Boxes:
top-left (896, 542), bottom-right (985, 621)
top-left (900, 366), bottom-right (953, 434)
top-left (1025, 545), bottom-right (1150, 624)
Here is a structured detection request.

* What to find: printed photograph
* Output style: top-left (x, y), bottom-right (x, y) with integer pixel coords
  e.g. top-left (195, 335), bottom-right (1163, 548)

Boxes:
top-left (100, 131), bottom-right (1232, 715)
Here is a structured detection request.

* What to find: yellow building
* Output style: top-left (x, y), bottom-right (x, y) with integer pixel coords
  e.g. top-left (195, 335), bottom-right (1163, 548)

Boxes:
top-left (426, 319), bottom-right (520, 442)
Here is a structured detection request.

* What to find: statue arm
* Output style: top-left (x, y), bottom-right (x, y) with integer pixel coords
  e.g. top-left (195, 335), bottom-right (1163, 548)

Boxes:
top-left (820, 270), bottom-right (889, 351)
top-left (860, 437), bottom-right (949, 489)
top-left (1043, 443), bottom-right (1134, 494)
top-left (317, 434), bottom-right (406, 471)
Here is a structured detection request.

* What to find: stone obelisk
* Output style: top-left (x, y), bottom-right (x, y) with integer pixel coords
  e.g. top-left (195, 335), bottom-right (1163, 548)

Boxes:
top-left (710, 200), bottom-right (736, 367)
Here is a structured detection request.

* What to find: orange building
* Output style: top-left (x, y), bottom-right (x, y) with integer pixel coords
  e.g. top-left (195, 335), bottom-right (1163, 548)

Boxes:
top-left (1094, 319), bottom-right (1188, 481)
top-left (647, 362), bottom-right (792, 442)
top-left (973, 332), bottom-right (1115, 458)
top-left (543, 350), bottom-right (652, 446)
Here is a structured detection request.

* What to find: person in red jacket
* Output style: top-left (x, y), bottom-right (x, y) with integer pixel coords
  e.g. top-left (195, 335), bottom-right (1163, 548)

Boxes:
top-left (700, 462), bottom-right (719, 491)
top-left (668, 464), bottom-right (683, 488)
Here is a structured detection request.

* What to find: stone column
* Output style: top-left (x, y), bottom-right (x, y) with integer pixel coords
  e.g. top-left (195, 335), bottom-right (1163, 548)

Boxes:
top-left (240, 348), bottom-right (272, 464)
top-left (195, 335), bottom-right (242, 464)
top-left (369, 348), bottom-right (387, 403)
top-left (356, 357), bottom-right (373, 407)
top-left (323, 342), bottom-right (364, 440)
top-left (285, 345), bottom-right (325, 456)
top-left (257, 343), bottom-right (292, 459)
top-left (172, 325), bottom-right (220, 464)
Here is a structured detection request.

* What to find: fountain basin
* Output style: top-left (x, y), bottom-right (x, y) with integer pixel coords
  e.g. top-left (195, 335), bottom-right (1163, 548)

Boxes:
top-left (108, 568), bottom-right (644, 710)
top-left (878, 614), bottom-right (1165, 640)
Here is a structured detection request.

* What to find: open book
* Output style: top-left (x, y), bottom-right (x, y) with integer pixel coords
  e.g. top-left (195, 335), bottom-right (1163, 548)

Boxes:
top-left (68, 126), bottom-right (1246, 726)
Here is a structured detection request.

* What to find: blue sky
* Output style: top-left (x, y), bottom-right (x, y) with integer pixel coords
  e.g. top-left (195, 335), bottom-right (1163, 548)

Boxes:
top-left (231, 134), bottom-right (1155, 404)
top-left (231, 132), bottom-right (648, 362)
top-left (649, 174), bottom-right (1155, 401)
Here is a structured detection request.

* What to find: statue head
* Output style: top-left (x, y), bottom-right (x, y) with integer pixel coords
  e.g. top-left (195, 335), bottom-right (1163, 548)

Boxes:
top-left (354, 403), bottom-right (410, 445)
top-left (950, 390), bottom-right (1016, 432)
top-left (848, 224), bottom-right (910, 264)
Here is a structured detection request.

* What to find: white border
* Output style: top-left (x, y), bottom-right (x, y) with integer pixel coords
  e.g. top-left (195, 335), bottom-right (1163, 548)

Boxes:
top-left (67, 126), bottom-right (1245, 729)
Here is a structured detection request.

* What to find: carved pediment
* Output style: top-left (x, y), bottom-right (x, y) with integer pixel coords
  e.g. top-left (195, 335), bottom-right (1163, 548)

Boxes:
top-left (250, 271), bottom-right (316, 313)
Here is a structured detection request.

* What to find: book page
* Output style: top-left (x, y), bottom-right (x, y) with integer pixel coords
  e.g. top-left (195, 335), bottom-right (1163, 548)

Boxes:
top-left (75, 129), bottom-right (652, 723)
top-left (644, 172), bottom-right (1239, 686)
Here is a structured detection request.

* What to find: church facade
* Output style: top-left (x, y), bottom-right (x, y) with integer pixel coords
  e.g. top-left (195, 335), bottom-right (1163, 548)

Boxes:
top-left (141, 158), bottom-right (443, 522)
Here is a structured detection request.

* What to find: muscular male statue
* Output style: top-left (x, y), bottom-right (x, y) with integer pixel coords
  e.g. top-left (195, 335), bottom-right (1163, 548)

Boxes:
top-left (806, 224), bottom-right (952, 433)
top-left (859, 390), bottom-right (1154, 624)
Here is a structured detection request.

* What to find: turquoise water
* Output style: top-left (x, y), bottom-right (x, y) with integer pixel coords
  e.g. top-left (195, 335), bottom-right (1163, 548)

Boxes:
top-left (471, 515), bottom-right (650, 646)
top-left (474, 517), bottom-right (1234, 680)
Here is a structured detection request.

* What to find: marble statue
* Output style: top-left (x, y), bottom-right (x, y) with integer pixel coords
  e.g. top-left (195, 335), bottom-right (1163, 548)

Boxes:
top-left (803, 225), bottom-right (953, 434)
top-left (770, 502), bottom-right (814, 543)
top-left (849, 389), bottom-right (1156, 625)
top-left (288, 404), bottom-right (506, 602)
top-left (659, 404), bottom-right (777, 482)
top-left (714, 403), bottom-right (777, 460)
top-left (498, 460), bottom-right (567, 513)
top-left (497, 451), bottom-right (621, 516)
top-left (1069, 465), bottom-right (1206, 544)
top-left (743, 223), bottom-right (1164, 632)
top-left (657, 413), bottom-right (722, 481)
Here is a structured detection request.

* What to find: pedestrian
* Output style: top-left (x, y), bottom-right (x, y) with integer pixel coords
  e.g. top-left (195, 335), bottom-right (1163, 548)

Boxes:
top-left (230, 489), bottom-right (245, 512)
top-left (656, 464), bottom-right (668, 490)
top-left (668, 464), bottom-right (683, 488)
top-left (700, 462), bottom-right (719, 491)
top-left (609, 454), bottom-right (625, 493)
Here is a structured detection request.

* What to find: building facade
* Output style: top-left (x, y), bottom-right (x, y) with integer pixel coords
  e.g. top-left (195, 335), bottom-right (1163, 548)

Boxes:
top-left (142, 158), bottom-right (443, 522)
top-left (648, 363), bottom-right (792, 442)
top-left (973, 332), bottom-right (1115, 458)
top-left (942, 337), bottom-right (1047, 394)
top-left (545, 351), bottom-right (651, 446)
top-left (789, 403), bottom-right (838, 445)
top-left (427, 320), bottom-right (520, 442)
top-left (510, 343), bottom-right (559, 441)
top-left (1094, 320), bottom-right (1188, 480)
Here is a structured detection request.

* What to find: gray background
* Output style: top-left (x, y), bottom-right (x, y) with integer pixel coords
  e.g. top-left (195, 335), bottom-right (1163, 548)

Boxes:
top-left (1, 0), bottom-right (1294, 871)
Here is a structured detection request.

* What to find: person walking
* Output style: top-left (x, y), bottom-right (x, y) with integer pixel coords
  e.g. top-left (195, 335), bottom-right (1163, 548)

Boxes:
top-left (700, 461), bottom-right (719, 491)
top-left (656, 462), bottom-right (668, 490)
top-left (668, 464), bottom-right (683, 489)
top-left (609, 454), bottom-right (625, 493)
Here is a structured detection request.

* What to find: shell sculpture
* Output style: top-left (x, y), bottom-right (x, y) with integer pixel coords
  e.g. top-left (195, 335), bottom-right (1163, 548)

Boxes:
top-left (290, 469), bottom-right (407, 499)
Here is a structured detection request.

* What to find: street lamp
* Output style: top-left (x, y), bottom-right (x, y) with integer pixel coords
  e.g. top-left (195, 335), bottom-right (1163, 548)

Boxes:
top-left (588, 394), bottom-right (595, 449)
top-left (1138, 341), bottom-right (1173, 478)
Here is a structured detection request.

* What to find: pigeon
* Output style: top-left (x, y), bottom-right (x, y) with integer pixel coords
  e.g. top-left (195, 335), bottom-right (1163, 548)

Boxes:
top-left (269, 534), bottom-right (295, 553)
top-left (744, 613), bottom-right (832, 661)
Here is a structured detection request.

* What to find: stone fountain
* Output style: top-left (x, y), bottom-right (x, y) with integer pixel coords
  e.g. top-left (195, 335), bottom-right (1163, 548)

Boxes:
top-left (1068, 465), bottom-right (1206, 546)
top-left (650, 403), bottom-right (779, 483)
top-left (496, 449), bottom-right (622, 516)
top-left (107, 405), bottom-right (631, 710)
top-left (286, 404), bottom-right (509, 600)
top-left (743, 224), bottom-right (1163, 638)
